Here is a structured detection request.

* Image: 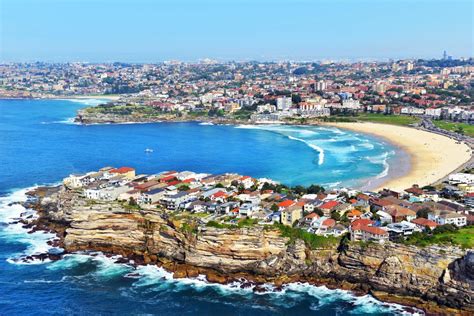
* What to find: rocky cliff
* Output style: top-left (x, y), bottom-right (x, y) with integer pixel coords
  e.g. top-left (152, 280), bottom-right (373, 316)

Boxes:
top-left (31, 188), bottom-right (474, 314)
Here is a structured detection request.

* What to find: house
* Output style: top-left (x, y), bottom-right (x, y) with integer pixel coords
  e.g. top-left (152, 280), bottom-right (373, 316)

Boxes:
top-left (140, 188), bottom-right (166, 204)
top-left (411, 218), bottom-right (439, 231)
top-left (217, 201), bottom-right (240, 214)
top-left (370, 198), bottom-right (394, 212)
top-left (239, 176), bottom-right (254, 189)
top-left (328, 223), bottom-right (348, 237)
top-left (278, 199), bottom-right (295, 211)
top-left (303, 199), bottom-right (323, 213)
top-left (404, 185), bottom-right (425, 197)
top-left (109, 167), bottom-right (136, 180)
top-left (161, 191), bottom-right (195, 210)
top-left (376, 210), bottom-right (393, 224)
top-left (311, 217), bottom-right (336, 235)
top-left (386, 221), bottom-right (418, 240)
top-left (281, 205), bottom-right (303, 226)
top-left (346, 209), bottom-right (363, 221)
top-left (448, 173), bottom-right (474, 185)
top-left (319, 200), bottom-right (339, 216)
top-left (435, 213), bottom-right (467, 227)
top-left (384, 205), bottom-right (416, 223)
top-left (239, 202), bottom-right (260, 217)
top-left (350, 222), bottom-right (389, 243)
top-left (304, 212), bottom-right (320, 225)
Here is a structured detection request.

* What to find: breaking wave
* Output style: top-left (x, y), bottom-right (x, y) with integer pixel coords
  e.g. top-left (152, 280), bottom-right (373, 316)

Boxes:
top-left (287, 135), bottom-right (325, 165)
top-left (0, 187), bottom-right (420, 314)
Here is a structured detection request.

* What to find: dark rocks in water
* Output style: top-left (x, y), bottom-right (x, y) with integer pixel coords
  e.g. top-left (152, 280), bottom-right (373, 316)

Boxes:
top-left (115, 257), bottom-right (130, 264)
top-left (253, 284), bottom-right (267, 293)
top-left (240, 281), bottom-right (254, 289)
top-left (124, 272), bottom-right (141, 278)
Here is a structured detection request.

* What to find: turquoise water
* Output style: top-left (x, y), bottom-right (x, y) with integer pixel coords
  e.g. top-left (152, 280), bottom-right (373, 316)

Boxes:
top-left (0, 99), bottom-right (413, 315)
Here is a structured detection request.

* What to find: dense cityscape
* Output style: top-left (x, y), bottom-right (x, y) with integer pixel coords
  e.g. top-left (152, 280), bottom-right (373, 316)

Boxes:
top-left (1, 55), bottom-right (473, 126)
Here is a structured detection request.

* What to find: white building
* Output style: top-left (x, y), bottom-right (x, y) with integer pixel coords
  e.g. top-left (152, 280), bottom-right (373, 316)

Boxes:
top-left (448, 173), bottom-right (474, 185)
top-left (276, 96), bottom-right (292, 110)
top-left (315, 80), bottom-right (327, 91)
top-left (425, 107), bottom-right (442, 118)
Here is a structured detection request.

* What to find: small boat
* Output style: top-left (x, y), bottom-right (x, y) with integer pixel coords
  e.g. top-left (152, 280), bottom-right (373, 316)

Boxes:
top-left (144, 148), bottom-right (154, 153)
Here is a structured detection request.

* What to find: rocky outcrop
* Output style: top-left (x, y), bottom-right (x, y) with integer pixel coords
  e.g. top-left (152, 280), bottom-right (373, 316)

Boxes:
top-left (31, 188), bottom-right (474, 314)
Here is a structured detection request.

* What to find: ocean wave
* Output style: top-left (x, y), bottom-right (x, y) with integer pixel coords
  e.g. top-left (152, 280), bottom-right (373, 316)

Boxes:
top-left (0, 187), bottom-right (57, 264)
top-left (198, 122), bottom-right (214, 126)
top-left (0, 188), bottom-right (416, 313)
top-left (40, 118), bottom-right (78, 125)
top-left (61, 98), bottom-right (110, 106)
top-left (287, 135), bottom-right (325, 165)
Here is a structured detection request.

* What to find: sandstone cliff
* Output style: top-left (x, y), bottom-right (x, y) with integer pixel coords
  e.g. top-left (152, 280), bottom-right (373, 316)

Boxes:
top-left (32, 188), bottom-right (474, 314)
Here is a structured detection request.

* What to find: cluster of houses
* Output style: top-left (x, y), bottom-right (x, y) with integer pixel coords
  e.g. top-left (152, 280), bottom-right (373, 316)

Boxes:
top-left (64, 167), bottom-right (474, 244)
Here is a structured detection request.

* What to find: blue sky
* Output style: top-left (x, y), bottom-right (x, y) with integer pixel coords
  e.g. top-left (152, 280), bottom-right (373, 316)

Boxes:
top-left (0, 0), bottom-right (472, 62)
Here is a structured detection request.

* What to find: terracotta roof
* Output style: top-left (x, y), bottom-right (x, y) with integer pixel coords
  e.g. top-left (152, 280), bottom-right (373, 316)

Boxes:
top-left (305, 212), bottom-right (319, 219)
top-left (322, 218), bottom-right (336, 227)
top-left (110, 167), bottom-right (135, 174)
top-left (360, 225), bottom-right (388, 236)
top-left (351, 218), bottom-right (374, 229)
top-left (411, 218), bottom-right (438, 228)
top-left (278, 200), bottom-right (295, 208)
top-left (320, 200), bottom-right (339, 210)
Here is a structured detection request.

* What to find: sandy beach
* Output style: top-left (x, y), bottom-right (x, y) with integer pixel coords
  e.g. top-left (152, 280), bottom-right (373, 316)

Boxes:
top-left (324, 122), bottom-right (472, 192)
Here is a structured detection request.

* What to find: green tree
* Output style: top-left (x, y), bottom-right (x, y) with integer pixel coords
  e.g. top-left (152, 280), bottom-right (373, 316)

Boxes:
top-left (178, 185), bottom-right (190, 191)
top-left (416, 207), bottom-right (431, 219)
top-left (330, 211), bottom-right (341, 221)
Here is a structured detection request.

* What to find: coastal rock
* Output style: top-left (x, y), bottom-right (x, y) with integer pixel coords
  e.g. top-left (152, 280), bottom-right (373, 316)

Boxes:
top-left (33, 188), bottom-right (474, 313)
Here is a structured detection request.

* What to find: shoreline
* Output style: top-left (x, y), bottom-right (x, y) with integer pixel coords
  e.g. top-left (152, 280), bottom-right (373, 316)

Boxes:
top-left (5, 185), bottom-right (470, 315)
top-left (323, 122), bottom-right (472, 191)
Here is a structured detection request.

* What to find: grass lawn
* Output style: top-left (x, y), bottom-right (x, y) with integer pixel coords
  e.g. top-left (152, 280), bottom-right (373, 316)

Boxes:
top-left (404, 226), bottom-right (474, 249)
top-left (433, 120), bottom-right (474, 137)
top-left (356, 113), bottom-right (420, 126)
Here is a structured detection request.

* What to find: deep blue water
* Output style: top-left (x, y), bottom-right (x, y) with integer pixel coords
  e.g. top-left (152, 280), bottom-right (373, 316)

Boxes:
top-left (0, 99), bottom-right (414, 315)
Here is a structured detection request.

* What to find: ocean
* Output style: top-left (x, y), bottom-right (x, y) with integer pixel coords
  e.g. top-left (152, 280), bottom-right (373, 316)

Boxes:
top-left (0, 99), bottom-right (415, 315)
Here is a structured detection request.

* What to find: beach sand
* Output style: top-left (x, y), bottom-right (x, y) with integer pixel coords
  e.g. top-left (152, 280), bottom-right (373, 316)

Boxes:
top-left (324, 122), bottom-right (472, 192)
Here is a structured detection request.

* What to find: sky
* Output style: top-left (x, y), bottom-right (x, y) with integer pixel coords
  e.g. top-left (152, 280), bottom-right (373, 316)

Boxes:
top-left (0, 0), bottom-right (472, 62)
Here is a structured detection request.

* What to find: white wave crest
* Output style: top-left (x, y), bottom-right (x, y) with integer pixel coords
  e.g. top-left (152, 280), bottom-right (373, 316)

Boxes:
top-left (0, 187), bottom-right (57, 264)
top-left (287, 135), bottom-right (325, 165)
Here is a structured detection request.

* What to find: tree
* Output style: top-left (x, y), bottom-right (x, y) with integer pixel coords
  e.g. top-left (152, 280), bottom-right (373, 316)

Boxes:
top-left (291, 94), bottom-right (302, 104)
top-left (314, 208), bottom-right (324, 217)
top-left (292, 185), bottom-right (307, 195)
top-left (416, 207), bottom-right (431, 219)
top-left (128, 197), bottom-right (137, 206)
top-left (178, 185), bottom-right (190, 191)
top-left (307, 184), bottom-right (325, 194)
top-left (330, 211), bottom-right (341, 221)
top-left (271, 204), bottom-right (279, 212)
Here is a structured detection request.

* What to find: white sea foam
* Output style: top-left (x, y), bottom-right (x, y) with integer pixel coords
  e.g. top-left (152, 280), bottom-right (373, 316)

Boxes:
top-left (1, 188), bottom-right (416, 313)
top-left (61, 98), bottom-right (110, 106)
top-left (0, 187), bottom-right (57, 264)
top-left (287, 135), bottom-right (325, 165)
top-left (198, 122), bottom-right (214, 126)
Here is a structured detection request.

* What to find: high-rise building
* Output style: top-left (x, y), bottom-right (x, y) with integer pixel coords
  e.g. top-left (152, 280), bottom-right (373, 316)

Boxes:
top-left (276, 96), bottom-right (292, 110)
top-left (406, 62), bottom-right (414, 71)
top-left (315, 80), bottom-right (327, 91)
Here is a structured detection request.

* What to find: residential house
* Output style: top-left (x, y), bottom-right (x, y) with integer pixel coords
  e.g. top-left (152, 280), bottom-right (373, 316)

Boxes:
top-left (281, 205), bottom-right (303, 226)
top-left (385, 205), bottom-right (416, 223)
top-left (411, 218), bottom-right (439, 231)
